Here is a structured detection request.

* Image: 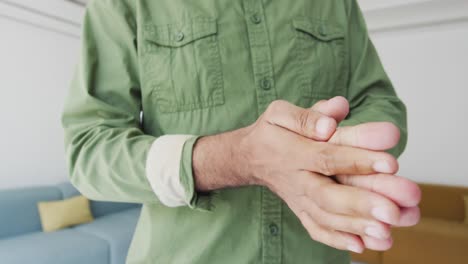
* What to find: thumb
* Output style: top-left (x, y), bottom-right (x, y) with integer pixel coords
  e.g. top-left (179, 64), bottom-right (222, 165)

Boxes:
top-left (330, 122), bottom-right (401, 151)
top-left (310, 96), bottom-right (350, 123)
top-left (311, 96), bottom-right (400, 151)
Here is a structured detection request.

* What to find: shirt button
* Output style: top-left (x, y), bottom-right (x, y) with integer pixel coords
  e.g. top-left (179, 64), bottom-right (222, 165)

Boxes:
top-left (175, 31), bottom-right (185, 42)
top-left (251, 13), bottom-right (262, 24)
top-left (269, 223), bottom-right (279, 236)
top-left (260, 78), bottom-right (271, 90)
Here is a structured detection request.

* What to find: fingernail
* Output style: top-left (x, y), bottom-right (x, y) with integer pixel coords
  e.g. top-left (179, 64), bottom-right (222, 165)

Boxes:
top-left (372, 207), bottom-right (393, 224)
top-left (365, 226), bottom-right (387, 240)
top-left (347, 244), bottom-right (363, 254)
top-left (373, 160), bottom-right (393, 173)
top-left (398, 206), bottom-right (420, 227)
top-left (316, 117), bottom-right (334, 137)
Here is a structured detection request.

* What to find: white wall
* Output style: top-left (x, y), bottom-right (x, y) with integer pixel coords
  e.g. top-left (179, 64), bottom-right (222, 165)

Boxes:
top-left (360, 0), bottom-right (468, 186)
top-left (0, 0), bottom-right (83, 189)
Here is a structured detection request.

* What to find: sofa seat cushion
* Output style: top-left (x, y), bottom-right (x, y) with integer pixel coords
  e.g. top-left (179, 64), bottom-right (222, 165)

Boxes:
top-left (0, 229), bottom-right (109, 264)
top-left (74, 208), bottom-right (141, 264)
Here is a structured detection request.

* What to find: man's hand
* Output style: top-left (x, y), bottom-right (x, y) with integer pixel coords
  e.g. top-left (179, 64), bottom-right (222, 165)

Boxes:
top-left (193, 99), bottom-right (412, 253)
top-left (239, 100), bottom-right (404, 253)
top-left (311, 97), bottom-right (421, 251)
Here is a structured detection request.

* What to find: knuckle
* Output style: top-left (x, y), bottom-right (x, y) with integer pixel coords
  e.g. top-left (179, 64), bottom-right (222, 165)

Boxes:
top-left (310, 208), bottom-right (327, 226)
top-left (299, 211), bottom-right (325, 243)
top-left (315, 100), bottom-right (327, 106)
top-left (310, 100), bottom-right (326, 111)
top-left (351, 159), bottom-right (361, 175)
top-left (315, 147), bottom-right (336, 176)
top-left (353, 125), bottom-right (360, 144)
top-left (266, 100), bottom-right (287, 117)
top-left (350, 200), bottom-right (365, 216)
top-left (300, 217), bottom-right (318, 241)
top-left (308, 229), bottom-right (321, 242)
top-left (349, 219), bottom-right (365, 235)
top-left (369, 175), bottom-right (379, 193)
top-left (327, 241), bottom-right (346, 251)
top-left (337, 175), bottom-right (351, 186)
top-left (309, 233), bottom-right (318, 242)
top-left (312, 186), bottom-right (331, 211)
top-left (323, 232), bottom-right (343, 250)
top-left (296, 110), bottom-right (312, 134)
top-left (334, 129), bottom-right (345, 145)
top-left (319, 214), bottom-right (349, 233)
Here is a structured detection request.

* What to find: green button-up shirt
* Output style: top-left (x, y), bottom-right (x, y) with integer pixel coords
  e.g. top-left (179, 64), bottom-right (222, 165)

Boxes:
top-left (62, 0), bottom-right (407, 263)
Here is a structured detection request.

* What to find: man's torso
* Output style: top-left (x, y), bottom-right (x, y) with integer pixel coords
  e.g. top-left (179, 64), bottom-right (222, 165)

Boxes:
top-left (128, 0), bottom-right (351, 263)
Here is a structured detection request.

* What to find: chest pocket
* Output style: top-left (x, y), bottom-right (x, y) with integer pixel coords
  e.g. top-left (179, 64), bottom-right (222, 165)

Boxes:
top-left (292, 17), bottom-right (347, 99)
top-left (142, 18), bottom-right (224, 113)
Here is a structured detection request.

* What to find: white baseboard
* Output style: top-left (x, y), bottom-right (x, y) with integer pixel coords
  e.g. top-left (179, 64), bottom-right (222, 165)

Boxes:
top-left (0, 0), bottom-right (83, 38)
top-left (361, 0), bottom-right (468, 33)
top-left (1, 0), bottom-right (467, 39)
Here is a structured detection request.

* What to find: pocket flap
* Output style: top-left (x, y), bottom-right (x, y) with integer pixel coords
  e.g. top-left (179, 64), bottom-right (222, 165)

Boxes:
top-left (293, 18), bottom-right (344, 41)
top-left (144, 18), bottom-right (217, 48)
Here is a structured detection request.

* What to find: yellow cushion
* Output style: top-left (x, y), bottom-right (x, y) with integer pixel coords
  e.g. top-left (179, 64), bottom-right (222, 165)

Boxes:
top-left (38, 195), bottom-right (94, 232)
top-left (464, 196), bottom-right (468, 224)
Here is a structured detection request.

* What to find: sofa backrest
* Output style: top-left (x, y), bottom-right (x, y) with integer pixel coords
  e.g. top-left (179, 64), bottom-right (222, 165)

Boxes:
top-left (0, 182), bottom-right (140, 239)
top-left (0, 186), bottom-right (62, 239)
top-left (55, 182), bottom-right (139, 218)
top-left (419, 183), bottom-right (468, 222)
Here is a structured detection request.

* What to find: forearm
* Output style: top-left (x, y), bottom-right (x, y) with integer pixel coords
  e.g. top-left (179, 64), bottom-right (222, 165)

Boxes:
top-left (192, 127), bottom-right (256, 192)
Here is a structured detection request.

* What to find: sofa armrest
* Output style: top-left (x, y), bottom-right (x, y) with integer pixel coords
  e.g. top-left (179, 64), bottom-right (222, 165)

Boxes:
top-left (351, 249), bottom-right (382, 264)
top-left (0, 187), bottom-right (62, 239)
top-left (57, 181), bottom-right (140, 218)
top-left (383, 218), bottom-right (468, 264)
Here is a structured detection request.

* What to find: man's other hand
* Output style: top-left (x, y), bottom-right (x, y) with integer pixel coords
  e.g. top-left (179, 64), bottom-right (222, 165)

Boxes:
top-left (236, 100), bottom-right (403, 253)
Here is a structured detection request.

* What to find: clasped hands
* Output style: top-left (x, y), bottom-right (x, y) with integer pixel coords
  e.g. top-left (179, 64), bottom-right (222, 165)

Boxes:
top-left (236, 97), bottom-right (421, 253)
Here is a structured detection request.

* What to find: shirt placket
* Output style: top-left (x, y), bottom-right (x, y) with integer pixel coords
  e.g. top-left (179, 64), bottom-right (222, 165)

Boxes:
top-left (243, 0), bottom-right (282, 263)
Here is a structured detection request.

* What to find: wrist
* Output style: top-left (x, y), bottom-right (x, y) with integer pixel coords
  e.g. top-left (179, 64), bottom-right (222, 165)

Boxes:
top-left (231, 127), bottom-right (259, 186)
top-left (236, 124), bottom-right (277, 187)
top-left (192, 127), bottom-right (257, 191)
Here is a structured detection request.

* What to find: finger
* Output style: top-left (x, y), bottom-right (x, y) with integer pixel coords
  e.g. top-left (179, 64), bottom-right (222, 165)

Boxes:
top-left (299, 211), bottom-right (364, 253)
top-left (361, 235), bottom-right (393, 251)
top-left (299, 195), bottom-right (391, 240)
top-left (396, 206), bottom-right (420, 227)
top-left (309, 183), bottom-right (401, 225)
top-left (265, 100), bottom-right (337, 140)
top-left (310, 96), bottom-right (350, 123)
top-left (329, 122), bottom-right (401, 151)
top-left (336, 174), bottom-right (421, 208)
top-left (304, 141), bottom-right (399, 176)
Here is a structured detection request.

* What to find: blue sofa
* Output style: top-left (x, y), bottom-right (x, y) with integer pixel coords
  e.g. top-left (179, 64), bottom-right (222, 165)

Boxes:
top-left (0, 182), bottom-right (141, 264)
